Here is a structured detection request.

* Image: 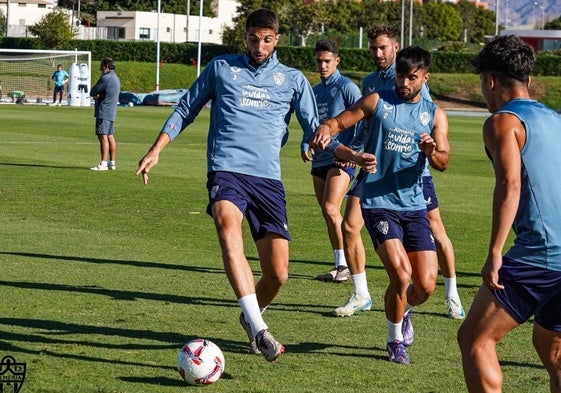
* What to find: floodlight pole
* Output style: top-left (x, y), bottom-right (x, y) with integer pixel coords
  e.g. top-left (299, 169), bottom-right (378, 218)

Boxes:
top-left (495, 0), bottom-right (499, 36)
top-left (6, 0), bottom-right (10, 36)
top-left (156, 0), bottom-right (161, 91)
top-left (186, 0), bottom-right (190, 41)
top-left (197, 0), bottom-right (203, 77)
top-left (400, 0), bottom-right (405, 48)
top-left (409, 0), bottom-right (413, 46)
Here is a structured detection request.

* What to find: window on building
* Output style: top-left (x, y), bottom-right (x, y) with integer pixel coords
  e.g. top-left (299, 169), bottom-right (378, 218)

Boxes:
top-left (107, 27), bottom-right (125, 40)
top-left (166, 27), bottom-right (171, 33)
top-left (208, 29), bottom-right (213, 35)
top-left (18, 3), bottom-right (25, 7)
top-left (38, 4), bottom-right (46, 8)
top-left (139, 28), bottom-right (150, 39)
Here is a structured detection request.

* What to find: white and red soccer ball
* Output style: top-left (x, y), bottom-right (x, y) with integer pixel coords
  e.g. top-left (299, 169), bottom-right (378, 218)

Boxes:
top-left (177, 339), bottom-right (225, 385)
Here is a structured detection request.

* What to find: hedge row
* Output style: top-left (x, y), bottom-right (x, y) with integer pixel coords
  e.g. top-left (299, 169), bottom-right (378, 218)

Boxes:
top-left (1, 37), bottom-right (559, 75)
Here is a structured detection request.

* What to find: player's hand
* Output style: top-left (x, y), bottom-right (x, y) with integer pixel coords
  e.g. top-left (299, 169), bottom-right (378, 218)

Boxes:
top-left (481, 254), bottom-right (505, 291)
top-left (418, 132), bottom-right (436, 156)
top-left (353, 152), bottom-right (376, 174)
top-left (301, 150), bottom-right (313, 162)
top-left (310, 124), bottom-right (332, 150)
top-left (136, 150), bottom-right (160, 185)
top-left (334, 158), bottom-right (356, 169)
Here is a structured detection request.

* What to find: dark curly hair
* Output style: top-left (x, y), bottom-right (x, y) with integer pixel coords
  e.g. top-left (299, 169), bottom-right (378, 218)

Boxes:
top-left (315, 39), bottom-right (339, 55)
top-left (396, 46), bottom-right (431, 75)
top-left (366, 25), bottom-right (398, 41)
top-left (471, 35), bottom-right (535, 85)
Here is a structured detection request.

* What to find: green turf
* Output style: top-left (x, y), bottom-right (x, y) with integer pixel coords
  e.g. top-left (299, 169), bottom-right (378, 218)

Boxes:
top-left (0, 104), bottom-right (548, 392)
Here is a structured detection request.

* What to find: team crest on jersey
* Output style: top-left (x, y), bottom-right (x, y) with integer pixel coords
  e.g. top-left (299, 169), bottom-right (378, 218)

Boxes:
top-left (330, 87), bottom-right (338, 98)
top-left (420, 111), bottom-right (431, 126)
top-left (382, 102), bottom-right (394, 112)
top-left (377, 220), bottom-right (389, 235)
top-left (230, 66), bottom-right (242, 80)
top-left (273, 72), bottom-right (285, 86)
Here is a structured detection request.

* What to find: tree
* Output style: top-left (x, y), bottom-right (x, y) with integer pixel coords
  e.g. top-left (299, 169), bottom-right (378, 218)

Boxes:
top-left (544, 14), bottom-right (561, 29)
top-left (420, 3), bottom-right (462, 41)
top-left (0, 10), bottom-right (6, 37)
top-left (28, 10), bottom-right (74, 49)
top-left (456, 0), bottom-right (495, 43)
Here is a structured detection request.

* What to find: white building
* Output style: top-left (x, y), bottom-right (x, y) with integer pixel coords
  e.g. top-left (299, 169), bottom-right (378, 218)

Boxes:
top-left (1, 0), bottom-right (239, 45)
top-left (95, 0), bottom-right (238, 44)
top-left (0, 0), bottom-right (68, 37)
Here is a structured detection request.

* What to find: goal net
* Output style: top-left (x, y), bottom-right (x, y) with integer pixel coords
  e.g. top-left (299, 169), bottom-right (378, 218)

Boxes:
top-left (0, 49), bottom-right (91, 104)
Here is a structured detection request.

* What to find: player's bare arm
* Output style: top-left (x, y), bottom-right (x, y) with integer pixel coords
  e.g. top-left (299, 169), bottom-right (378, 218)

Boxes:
top-left (421, 107), bottom-right (450, 172)
top-left (310, 93), bottom-right (378, 150)
top-left (481, 113), bottom-right (524, 290)
top-left (136, 132), bottom-right (172, 185)
top-left (334, 144), bottom-right (376, 174)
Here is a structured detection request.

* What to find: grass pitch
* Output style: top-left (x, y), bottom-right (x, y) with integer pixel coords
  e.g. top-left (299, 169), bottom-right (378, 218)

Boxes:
top-left (0, 104), bottom-right (548, 392)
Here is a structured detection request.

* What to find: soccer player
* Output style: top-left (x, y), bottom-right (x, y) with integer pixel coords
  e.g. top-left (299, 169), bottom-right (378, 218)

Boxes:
top-left (51, 64), bottom-right (69, 106)
top-left (335, 25), bottom-right (465, 320)
top-left (311, 39), bottom-right (363, 284)
top-left (90, 57), bottom-right (120, 171)
top-left (458, 34), bottom-right (561, 392)
top-left (136, 8), bottom-right (374, 363)
top-left (311, 45), bottom-right (450, 364)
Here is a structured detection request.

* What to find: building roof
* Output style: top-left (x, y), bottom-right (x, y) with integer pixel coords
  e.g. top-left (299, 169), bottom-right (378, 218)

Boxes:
top-left (501, 29), bottom-right (561, 39)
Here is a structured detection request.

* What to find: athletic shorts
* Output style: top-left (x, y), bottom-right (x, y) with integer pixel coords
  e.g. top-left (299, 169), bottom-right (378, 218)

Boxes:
top-left (422, 175), bottom-right (439, 212)
top-left (311, 164), bottom-right (354, 181)
top-left (362, 208), bottom-right (436, 252)
top-left (346, 169), bottom-right (364, 198)
top-left (95, 118), bottom-right (115, 135)
top-left (206, 171), bottom-right (291, 242)
top-left (493, 257), bottom-right (561, 331)
top-left (54, 85), bottom-right (65, 93)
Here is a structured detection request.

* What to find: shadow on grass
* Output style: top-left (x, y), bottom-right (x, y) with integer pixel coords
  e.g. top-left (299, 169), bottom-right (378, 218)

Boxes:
top-left (0, 279), bottom-right (239, 306)
top-left (0, 251), bottom-right (225, 275)
top-left (119, 372), bottom-right (233, 387)
top-left (0, 162), bottom-right (87, 170)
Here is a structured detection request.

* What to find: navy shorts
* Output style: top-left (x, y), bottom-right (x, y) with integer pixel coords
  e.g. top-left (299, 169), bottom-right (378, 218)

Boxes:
top-left (311, 164), bottom-right (355, 182)
top-left (95, 118), bottom-right (115, 136)
top-left (54, 85), bottom-right (65, 93)
top-left (346, 169), bottom-right (364, 198)
top-left (362, 208), bottom-right (436, 252)
top-left (494, 257), bottom-right (561, 331)
top-left (422, 176), bottom-right (439, 212)
top-left (206, 171), bottom-right (291, 242)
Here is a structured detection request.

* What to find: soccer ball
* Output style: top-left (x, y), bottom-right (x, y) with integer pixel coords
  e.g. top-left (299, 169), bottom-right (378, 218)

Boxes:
top-left (128, 102), bottom-right (134, 107)
top-left (177, 339), bottom-right (225, 385)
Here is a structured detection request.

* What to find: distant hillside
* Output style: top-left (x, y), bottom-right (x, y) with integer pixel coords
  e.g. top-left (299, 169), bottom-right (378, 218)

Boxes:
top-left (504, 0), bottom-right (561, 28)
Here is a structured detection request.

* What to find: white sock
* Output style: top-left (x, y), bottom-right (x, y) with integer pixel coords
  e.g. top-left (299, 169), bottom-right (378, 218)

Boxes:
top-left (109, 160), bottom-right (116, 166)
top-left (386, 318), bottom-right (403, 343)
top-left (99, 160), bottom-right (108, 167)
top-left (238, 294), bottom-right (268, 337)
top-left (334, 249), bottom-right (347, 268)
top-left (443, 275), bottom-right (460, 300)
top-left (352, 272), bottom-right (370, 299)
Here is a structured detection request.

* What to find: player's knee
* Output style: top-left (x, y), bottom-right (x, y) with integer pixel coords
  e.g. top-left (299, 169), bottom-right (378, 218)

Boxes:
top-left (342, 219), bottom-right (361, 238)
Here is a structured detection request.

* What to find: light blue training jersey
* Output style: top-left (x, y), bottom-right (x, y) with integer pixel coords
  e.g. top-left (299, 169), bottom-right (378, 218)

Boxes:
top-left (160, 52), bottom-right (319, 181)
top-left (360, 63), bottom-right (433, 177)
top-left (495, 99), bottom-right (561, 271)
top-left (361, 90), bottom-right (437, 211)
top-left (312, 70), bottom-right (362, 168)
top-left (52, 69), bottom-right (69, 87)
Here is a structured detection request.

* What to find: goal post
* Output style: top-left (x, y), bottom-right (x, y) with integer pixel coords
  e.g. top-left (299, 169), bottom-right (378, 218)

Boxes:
top-left (0, 49), bottom-right (91, 105)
